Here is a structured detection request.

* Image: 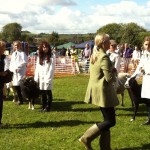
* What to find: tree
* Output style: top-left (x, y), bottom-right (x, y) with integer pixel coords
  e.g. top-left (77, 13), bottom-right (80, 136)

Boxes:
top-left (120, 22), bottom-right (147, 47)
top-left (1, 22), bottom-right (22, 42)
top-left (48, 31), bottom-right (59, 46)
top-left (96, 23), bottom-right (123, 43)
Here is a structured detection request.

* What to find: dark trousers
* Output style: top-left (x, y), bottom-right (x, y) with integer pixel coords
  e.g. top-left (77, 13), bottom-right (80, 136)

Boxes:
top-left (0, 88), bottom-right (3, 124)
top-left (142, 98), bottom-right (150, 118)
top-left (13, 86), bottom-right (23, 102)
top-left (41, 90), bottom-right (52, 110)
top-left (97, 107), bottom-right (116, 131)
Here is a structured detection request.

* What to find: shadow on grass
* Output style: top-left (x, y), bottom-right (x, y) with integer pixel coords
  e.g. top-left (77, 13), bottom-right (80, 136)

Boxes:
top-left (2, 120), bottom-right (96, 129)
top-left (116, 104), bottom-right (147, 117)
top-left (52, 99), bottom-right (99, 112)
top-left (118, 143), bottom-right (150, 150)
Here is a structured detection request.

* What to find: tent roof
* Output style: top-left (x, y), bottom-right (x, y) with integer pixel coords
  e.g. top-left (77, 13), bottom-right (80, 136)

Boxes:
top-left (57, 42), bottom-right (75, 49)
top-left (75, 40), bottom-right (94, 49)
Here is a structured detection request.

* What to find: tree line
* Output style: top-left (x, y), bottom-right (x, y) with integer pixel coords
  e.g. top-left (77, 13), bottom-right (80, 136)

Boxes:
top-left (0, 22), bottom-right (150, 48)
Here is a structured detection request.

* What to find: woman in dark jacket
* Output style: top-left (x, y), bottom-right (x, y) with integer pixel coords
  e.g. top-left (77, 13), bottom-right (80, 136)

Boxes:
top-left (79, 33), bottom-right (119, 150)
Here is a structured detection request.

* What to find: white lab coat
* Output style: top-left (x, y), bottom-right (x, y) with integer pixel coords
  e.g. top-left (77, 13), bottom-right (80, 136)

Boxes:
top-left (133, 50), bottom-right (150, 99)
top-left (9, 50), bottom-right (28, 86)
top-left (34, 54), bottom-right (55, 90)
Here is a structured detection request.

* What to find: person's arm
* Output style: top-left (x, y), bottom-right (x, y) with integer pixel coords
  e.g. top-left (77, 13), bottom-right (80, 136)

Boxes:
top-left (46, 55), bottom-right (55, 84)
top-left (101, 55), bottom-right (115, 83)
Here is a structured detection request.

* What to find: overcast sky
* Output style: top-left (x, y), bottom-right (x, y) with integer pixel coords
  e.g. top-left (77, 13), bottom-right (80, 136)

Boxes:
top-left (0, 0), bottom-right (150, 34)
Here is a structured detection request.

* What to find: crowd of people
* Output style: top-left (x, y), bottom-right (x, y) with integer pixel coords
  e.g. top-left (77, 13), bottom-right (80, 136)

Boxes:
top-left (0, 34), bottom-right (150, 150)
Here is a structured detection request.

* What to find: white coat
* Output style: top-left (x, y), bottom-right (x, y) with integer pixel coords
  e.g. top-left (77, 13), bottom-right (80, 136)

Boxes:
top-left (133, 50), bottom-right (150, 99)
top-left (9, 50), bottom-right (28, 86)
top-left (34, 54), bottom-right (55, 90)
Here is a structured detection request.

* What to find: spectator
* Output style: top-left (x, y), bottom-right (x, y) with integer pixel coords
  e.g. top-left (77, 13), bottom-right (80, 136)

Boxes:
top-left (60, 47), bottom-right (66, 57)
top-left (108, 40), bottom-right (121, 73)
top-left (34, 41), bottom-right (55, 112)
top-left (83, 43), bottom-right (91, 73)
top-left (131, 46), bottom-right (142, 69)
top-left (65, 48), bottom-right (71, 57)
top-left (9, 40), bottom-right (28, 105)
top-left (79, 33), bottom-right (119, 149)
top-left (123, 43), bottom-right (133, 72)
top-left (70, 45), bottom-right (80, 74)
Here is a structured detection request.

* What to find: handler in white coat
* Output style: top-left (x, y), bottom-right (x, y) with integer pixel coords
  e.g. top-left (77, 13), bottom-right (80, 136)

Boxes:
top-left (9, 41), bottom-right (28, 105)
top-left (130, 36), bottom-right (150, 125)
top-left (34, 41), bottom-right (55, 112)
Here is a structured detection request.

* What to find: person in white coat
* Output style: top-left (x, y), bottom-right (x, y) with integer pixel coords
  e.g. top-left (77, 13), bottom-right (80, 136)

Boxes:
top-left (9, 40), bottom-right (28, 105)
top-left (129, 36), bottom-right (150, 125)
top-left (34, 41), bottom-right (55, 112)
top-left (107, 40), bottom-right (121, 73)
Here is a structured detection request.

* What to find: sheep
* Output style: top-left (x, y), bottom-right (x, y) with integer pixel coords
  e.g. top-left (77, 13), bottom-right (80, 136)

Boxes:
top-left (116, 73), bottom-right (134, 107)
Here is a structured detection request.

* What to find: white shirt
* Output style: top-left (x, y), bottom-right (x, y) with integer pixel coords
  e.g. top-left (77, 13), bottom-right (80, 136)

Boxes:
top-left (132, 50), bottom-right (141, 60)
top-left (109, 52), bottom-right (121, 73)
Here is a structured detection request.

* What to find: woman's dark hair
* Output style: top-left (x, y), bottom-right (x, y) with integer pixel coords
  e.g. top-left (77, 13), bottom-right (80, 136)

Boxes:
top-left (38, 41), bottom-right (52, 65)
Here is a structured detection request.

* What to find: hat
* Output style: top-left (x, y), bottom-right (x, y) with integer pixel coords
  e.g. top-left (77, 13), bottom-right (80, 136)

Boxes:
top-left (110, 40), bottom-right (117, 46)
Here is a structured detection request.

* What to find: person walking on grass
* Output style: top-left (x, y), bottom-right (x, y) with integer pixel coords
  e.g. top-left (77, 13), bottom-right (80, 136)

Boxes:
top-left (79, 33), bottom-right (119, 150)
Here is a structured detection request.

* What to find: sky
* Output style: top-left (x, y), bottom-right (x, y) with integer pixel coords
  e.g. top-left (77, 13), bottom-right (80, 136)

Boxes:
top-left (0, 0), bottom-right (150, 34)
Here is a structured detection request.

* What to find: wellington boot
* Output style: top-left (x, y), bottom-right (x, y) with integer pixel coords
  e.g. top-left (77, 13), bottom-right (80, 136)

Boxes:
top-left (100, 130), bottom-right (111, 150)
top-left (79, 124), bottom-right (101, 150)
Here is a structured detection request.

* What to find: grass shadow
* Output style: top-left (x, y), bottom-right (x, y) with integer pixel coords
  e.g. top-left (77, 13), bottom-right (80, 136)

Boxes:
top-left (118, 143), bottom-right (150, 150)
top-left (2, 120), bottom-right (95, 129)
top-left (52, 99), bottom-right (99, 112)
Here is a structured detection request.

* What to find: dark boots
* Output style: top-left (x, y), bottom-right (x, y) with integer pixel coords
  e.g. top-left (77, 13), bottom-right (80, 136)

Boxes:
top-left (100, 130), bottom-right (111, 150)
top-left (40, 90), bottom-right (52, 112)
top-left (79, 124), bottom-right (101, 150)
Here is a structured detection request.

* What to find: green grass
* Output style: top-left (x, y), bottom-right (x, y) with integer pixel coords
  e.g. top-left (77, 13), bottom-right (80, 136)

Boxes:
top-left (1, 75), bottom-right (150, 150)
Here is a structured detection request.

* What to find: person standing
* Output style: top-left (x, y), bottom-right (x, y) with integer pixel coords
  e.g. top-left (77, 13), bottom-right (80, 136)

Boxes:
top-left (83, 43), bottom-right (91, 73)
top-left (128, 36), bottom-right (150, 125)
top-left (79, 33), bottom-right (119, 150)
top-left (131, 46), bottom-right (142, 69)
top-left (123, 43), bottom-right (133, 73)
top-left (34, 41), bottom-right (55, 112)
top-left (107, 40), bottom-right (121, 73)
top-left (70, 45), bottom-right (80, 74)
top-left (9, 40), bottom-right (28, 105)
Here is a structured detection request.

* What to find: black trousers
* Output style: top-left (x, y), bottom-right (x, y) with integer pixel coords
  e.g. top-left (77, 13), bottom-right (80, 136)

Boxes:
top-left (0, 88), bottom-right (3, 124)
top-left (41, 90), bottom-right (52, 110)
top-left (97, 107), bottom-right (116, 131)
top-left (142, 98), bottom-right (150, 118)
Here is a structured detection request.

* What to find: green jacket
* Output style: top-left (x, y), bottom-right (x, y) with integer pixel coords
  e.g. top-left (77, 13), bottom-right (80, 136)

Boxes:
top-left (84, 48), bottom-right (119, 107)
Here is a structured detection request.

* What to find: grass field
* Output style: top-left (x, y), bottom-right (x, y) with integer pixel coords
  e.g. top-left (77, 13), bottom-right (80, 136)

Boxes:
top-left (1, 75), bottom-right (150, 150)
